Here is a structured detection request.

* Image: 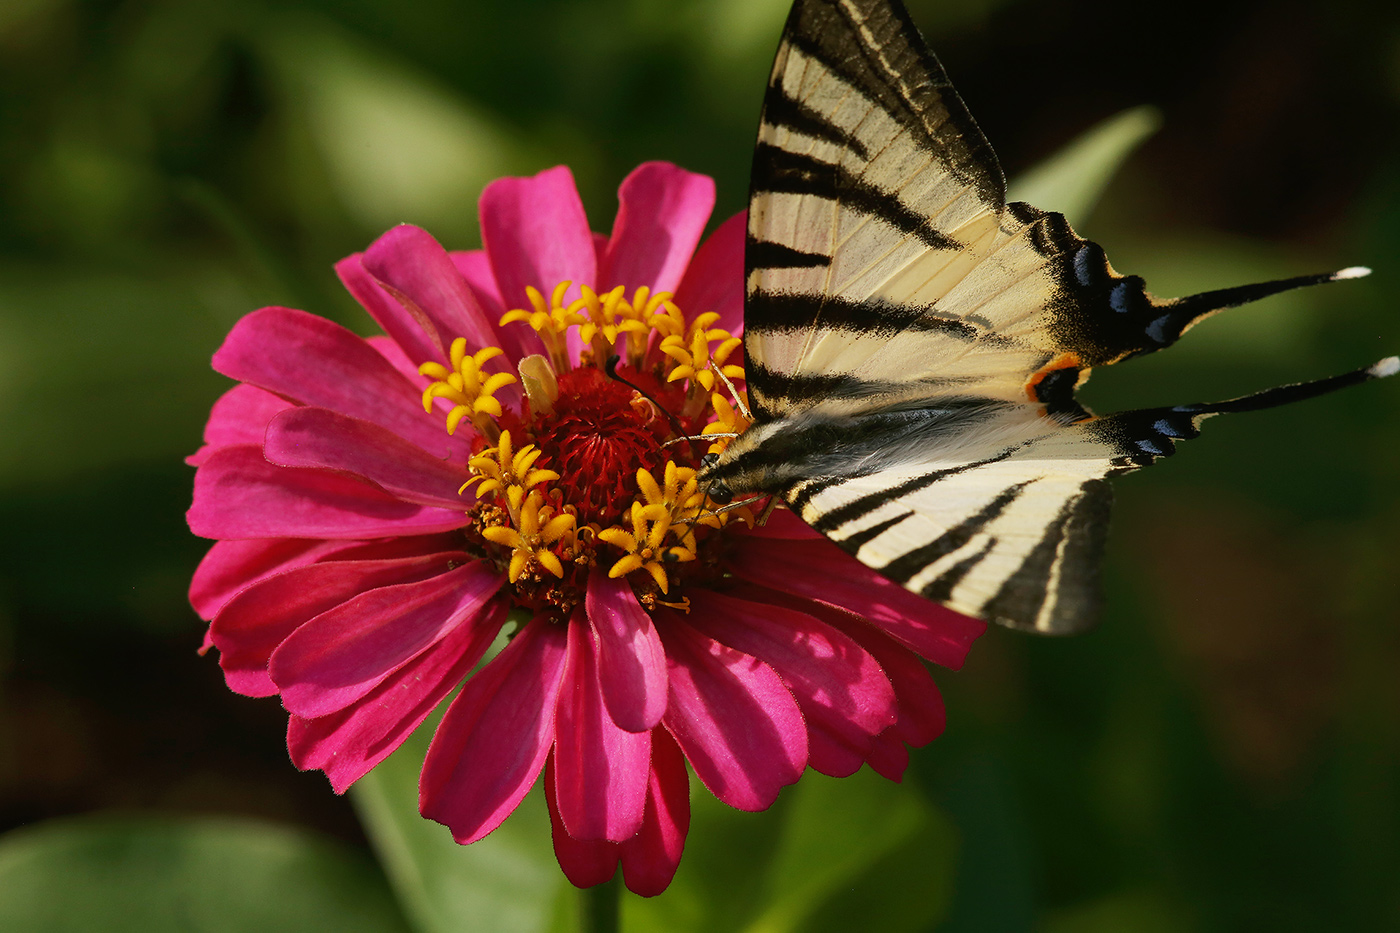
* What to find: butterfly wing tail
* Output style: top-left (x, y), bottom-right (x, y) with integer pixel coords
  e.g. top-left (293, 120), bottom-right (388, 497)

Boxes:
top-left (1092, 355), bottom-right (1399, 470)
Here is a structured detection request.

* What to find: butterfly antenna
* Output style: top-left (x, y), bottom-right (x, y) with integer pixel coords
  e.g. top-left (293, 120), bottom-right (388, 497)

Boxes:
top-left (709, 361), bottom-right (752, 421)
top-left (604, 355), bottom-right (701, 460)
top-left (663, 432), bottom-right (738, 448)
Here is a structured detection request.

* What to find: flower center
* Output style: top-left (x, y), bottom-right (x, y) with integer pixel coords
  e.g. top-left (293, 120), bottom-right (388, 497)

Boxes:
top-left (533, 367), bottom-right (672, 526)
top-left (420, 281), bottom-right (753, 618)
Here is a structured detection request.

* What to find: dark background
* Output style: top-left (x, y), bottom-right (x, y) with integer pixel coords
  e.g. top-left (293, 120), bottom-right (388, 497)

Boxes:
top-left (2, 0), bottom-right (1398, 929)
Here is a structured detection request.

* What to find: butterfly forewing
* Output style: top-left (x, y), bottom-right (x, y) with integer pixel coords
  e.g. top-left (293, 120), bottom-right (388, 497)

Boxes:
top-left (744, 0), bottom-right (1273, 426)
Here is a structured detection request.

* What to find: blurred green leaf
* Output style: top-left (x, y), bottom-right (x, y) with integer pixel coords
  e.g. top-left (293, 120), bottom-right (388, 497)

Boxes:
top-left (0, 814), bottom-right (412, 933)
top-left (0, 0), bottom-right (62, 38)
top-left (1008, 106), bottom-right (1161, 228)
top-left (260, 19), bottom-right (531, 247)
top-left (1043, 887), bottom-right (1193, 933)
top-left (0, 266), bottom-right (251, 489)
top-left (626, 768), bottom-right (957, 933)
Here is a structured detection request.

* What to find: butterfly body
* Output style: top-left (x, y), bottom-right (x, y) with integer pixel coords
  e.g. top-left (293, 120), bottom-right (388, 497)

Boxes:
top-left (701, 0), bottom-right (1395, 634)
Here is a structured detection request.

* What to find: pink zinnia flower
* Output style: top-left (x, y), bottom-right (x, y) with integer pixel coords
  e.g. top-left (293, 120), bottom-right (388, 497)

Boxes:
top-left (186, 162), bottom-right (984, 896)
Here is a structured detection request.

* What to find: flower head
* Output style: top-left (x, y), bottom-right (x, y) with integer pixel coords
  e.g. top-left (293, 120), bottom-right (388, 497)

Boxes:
top-left (186, 162), bottom-right (985, 897)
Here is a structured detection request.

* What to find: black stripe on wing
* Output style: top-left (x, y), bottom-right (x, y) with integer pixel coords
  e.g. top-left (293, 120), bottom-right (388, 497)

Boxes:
top-left (1089, 355), bottom-right (1400, 470)
top-left (746, 237), bottom-right (831, 270)
top-left (747, 292), bottom-right (980, 338)
top-left (805, 443), bottom-right (1022, 533)
top-left (980, 479), bottom-right (1111, 634)
top-left (760, 86), bottom-right (871, 161)
top-left (747, 358), bottom-right (984, 416)
top-left (874, 481), bottom-right (1030, 584)
top-left (921, 536), bottom-right (997, 604)
top-left (838, 509), bottom-right (914, 550)
top-left (779, 0), bottom-right (1005, 205)
top-left (750, 143), bottom-right (964, 252)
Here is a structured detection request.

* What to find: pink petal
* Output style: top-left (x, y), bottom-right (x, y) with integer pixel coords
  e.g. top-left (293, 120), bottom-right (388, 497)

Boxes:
top-left (420, 616), bottom-right (569, 844)
top-left (737, 584), bottom-right (948, 775)
top-left (191, 535), bottom-right (455, 624)
top-left (189, 446), bottom-right (467, 540)
top-left (803, 726), bottom-right (866, 778)
top-left (601, 162), bottom-right (715, 295)
top-left (546, 756), bottom-right (620, 889)
top-left (271, 561), bottom-right (505, 718)
top-left (584, 573), bottom-right (667, 733)
top-left (448, 250), bottom-right (503, 314)
top-left (314, 534), bottom-right (468, 563)
top-left (686, 590), bottom-right (896, 778)
top-left (656, 614), bottom-right (806, 812)
top-left (480, 166), bottom-right (596, 313)
top-left (288, 599), bottom-right (508, 792)
top-left (805, 601), bottom-right (947, 751)
top-left (728, 537), bottom-right (985, 670)
top-left (618, 728), bottom-right (690, 898)
top-left (448, 250), bottom-right (545, 366)
top-left (737, 506), bottom-right (823, 540)
top-left (361, 226), bottom-right (521, 404)
top-left (264, 408), bottom-right (470, 509)
top-left (553, 612), bottom-right (651, 843)
top-left (188, 384), bottom-right (293, 465)
top-left (212, 306), bottom-right (463, 461)
top-left (337, 252), bottom-right (445, 369)
top-left (865, 730), bottom-right (911, 783)
top-left (211, 551), bottom-right (468, 697)
top-left (189, 537), bottom-right (348, 620)
top-left (367, 335), bottom-right (427, 386)
top-left (674, 210), bottom-right (745, 335)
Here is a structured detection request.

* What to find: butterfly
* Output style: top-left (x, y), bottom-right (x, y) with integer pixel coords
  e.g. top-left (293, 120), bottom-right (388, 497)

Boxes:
top-left (698, 0), bottom-right (1396, 634)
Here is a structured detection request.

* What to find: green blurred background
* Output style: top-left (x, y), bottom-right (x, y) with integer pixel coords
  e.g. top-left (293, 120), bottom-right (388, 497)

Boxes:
top-left (1, 0), bottom-right (1399, 930)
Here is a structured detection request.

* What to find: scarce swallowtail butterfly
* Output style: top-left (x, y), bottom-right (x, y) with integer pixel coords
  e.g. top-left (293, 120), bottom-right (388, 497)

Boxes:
top-left (697, 0), bottom-right (1397, 635)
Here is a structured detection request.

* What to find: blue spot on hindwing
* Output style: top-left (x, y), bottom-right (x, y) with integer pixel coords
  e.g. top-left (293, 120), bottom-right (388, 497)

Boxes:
top-left (1109, 281), bottom-right (1135, 314)
top-left (1146, 315), bottom-right (1173, 344)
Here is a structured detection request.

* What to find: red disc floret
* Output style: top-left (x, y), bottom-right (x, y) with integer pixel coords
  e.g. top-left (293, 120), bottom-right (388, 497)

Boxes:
top-left (531, 367), bottom-right (676, 526)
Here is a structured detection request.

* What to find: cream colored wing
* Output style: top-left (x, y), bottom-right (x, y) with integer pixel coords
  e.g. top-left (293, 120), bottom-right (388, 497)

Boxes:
top-left (773, 360), bottom-right (1397, 633)
top-left (746, 0), bottom-right (1363, 425)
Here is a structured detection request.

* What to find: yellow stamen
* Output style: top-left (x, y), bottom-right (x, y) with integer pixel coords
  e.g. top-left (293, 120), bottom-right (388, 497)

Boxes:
top-left (573, 285), bottom-right (661, 369)
top-left (597, 497), bottom-right (697, 594)
top-left (636, 461), bottom-right (704, 526)
top-left (461, 429), bottom-right (559, 524)
top-left (500, 281), bottom-right (587, 372)
top-left (703, 390), bottom-right (752, 457)
top-left (480, 490), bottom-right (575, 583)
top-left (419, 340), bottom-right (516, 442)
top-left (659, 313), bottom-right (743, 417)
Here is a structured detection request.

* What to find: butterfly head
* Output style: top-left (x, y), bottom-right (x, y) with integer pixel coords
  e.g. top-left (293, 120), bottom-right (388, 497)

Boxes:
top-left (694, 416), bottom-right (800, 503)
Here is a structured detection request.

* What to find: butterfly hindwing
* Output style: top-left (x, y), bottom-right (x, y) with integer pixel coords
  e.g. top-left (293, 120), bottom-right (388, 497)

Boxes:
top-left (778, 408), bottom-right (1126, 634)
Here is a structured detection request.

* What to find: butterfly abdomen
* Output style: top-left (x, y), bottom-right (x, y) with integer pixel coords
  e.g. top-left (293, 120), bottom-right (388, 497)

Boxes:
top-left (701, 397), bottom-right (1018, 498)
